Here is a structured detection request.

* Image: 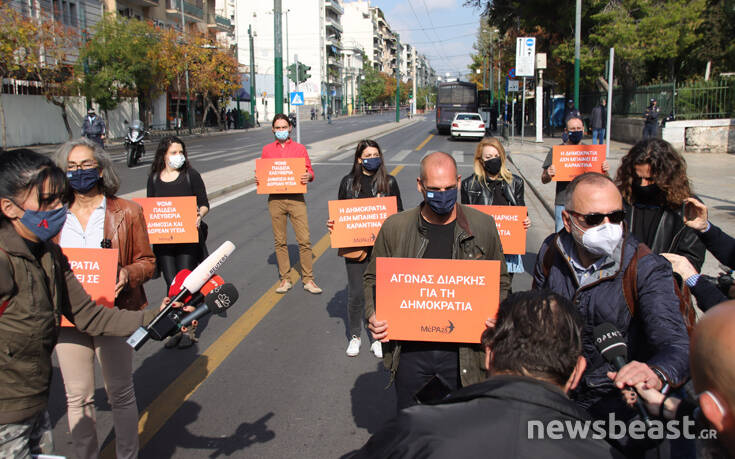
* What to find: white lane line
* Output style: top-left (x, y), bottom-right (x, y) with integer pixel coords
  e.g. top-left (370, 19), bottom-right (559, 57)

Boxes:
top-left (388, 149), bottom-right (412, 162)
top-left (209, 184), bottom-right (258, 208)
top-left (196, 150), bottom-right (254, 162)
top-left (329, 150), bottom-right (355, 161)
top-left (452, 150), bottom-right (465, 163)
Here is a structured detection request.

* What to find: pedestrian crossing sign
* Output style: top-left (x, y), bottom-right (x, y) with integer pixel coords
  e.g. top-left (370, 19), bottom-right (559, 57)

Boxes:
top-left (290, 92), bottom-right (304, 106)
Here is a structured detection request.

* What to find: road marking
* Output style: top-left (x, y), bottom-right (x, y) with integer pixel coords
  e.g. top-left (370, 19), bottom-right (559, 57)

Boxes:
top-left (388, 149), bottom-right (412, 162)
top-left (415, 133), bottom-right (433, 151)
top-left (452, 150), bottom-right (465, 163)
top-left (100, 165), bottom-right (404, 458)
top-left (330, 150), bottom-right (355, 161)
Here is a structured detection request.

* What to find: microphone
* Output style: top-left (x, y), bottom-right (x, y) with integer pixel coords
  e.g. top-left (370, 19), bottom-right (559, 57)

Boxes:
top-left (146, 275), bottom-right (225, 341)
top-left (178, 283), bottom-right (239, 329)
top-left (593, 323), bottom-right (653, 427)
top-left (168, 269), bottom-right (193, 304)
top-left (127, 241), bottom-right (236, 350)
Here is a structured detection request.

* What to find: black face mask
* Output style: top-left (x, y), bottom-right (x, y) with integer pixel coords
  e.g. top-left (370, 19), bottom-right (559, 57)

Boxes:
top-left (483, 157), bottom-right (502, 176)
top-left (633, 180), bottom-right (663, 205)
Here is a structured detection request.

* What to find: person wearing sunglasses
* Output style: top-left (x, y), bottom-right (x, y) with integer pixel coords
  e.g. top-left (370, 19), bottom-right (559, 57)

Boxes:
top-left (615, 138), bottom-right (706, 278)
top-left (533, 172), bottom-right (689, 455)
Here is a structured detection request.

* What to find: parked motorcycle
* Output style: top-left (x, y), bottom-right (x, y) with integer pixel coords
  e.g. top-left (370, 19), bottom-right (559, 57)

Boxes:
top-left (125, 120), bottom-right (147, 167)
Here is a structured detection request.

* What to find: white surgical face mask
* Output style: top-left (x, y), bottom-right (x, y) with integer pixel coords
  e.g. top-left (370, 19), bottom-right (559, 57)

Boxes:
top-left (571, 219), bottom-right (623, 258)
top-left (167, 153), bottom-right (185, 169)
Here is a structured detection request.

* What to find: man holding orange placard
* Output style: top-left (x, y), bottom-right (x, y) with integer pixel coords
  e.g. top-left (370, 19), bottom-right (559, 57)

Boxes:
top-left (258, 113), bottom-right (321, 294)
top-left (363, 152), bottom-right (510, 410)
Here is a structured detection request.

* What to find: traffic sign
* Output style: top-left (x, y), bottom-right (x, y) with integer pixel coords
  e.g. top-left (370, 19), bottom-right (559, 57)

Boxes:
top-left (509, 68), bottom-right (516, 78)
top-left (290, 92), bottom-right (304, 106)
top-left (508, 80), bottom-right (520, 92)
top-left (515, 37), bottom-right (535, 77)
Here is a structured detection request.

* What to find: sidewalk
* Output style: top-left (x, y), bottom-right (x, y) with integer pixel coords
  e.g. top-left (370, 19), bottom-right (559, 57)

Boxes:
top-left (504, 134), bottom-right (735, 278)
top-left (119, 116), bottom-right (423, 201)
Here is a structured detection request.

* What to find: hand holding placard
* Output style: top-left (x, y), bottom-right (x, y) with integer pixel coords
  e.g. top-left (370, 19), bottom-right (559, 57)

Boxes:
top-left (328, 196), bottom-right (398, 248)
top-left (551, 144), bottom-right (606, 181)
top-left (133, 196), bottom-right (199, 244)
top-left (467, 205), bottom-right (528, 255)
top-left (61, 248), bottom-right (119, 327)
top-left (255, 158), bottom-right (307, 194)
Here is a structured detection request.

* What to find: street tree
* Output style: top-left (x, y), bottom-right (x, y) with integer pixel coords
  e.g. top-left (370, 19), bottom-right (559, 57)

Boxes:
top-left (187, 36), bottom-right (238, 130)
top-left (360, 65), bottom-right (384, 106)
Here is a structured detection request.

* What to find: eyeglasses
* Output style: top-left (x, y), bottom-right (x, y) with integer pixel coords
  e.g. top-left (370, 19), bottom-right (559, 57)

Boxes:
top-left (67, 161), bottom-right (98, 172)
top-left (567, 209), bottom-right (625, 226)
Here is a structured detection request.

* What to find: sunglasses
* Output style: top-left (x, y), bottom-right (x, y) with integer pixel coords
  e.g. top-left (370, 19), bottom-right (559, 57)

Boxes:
top-left (568, 209), bottom-right (625, 226)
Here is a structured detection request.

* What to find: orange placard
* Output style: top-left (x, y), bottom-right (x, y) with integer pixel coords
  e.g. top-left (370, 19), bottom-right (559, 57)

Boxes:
top-left (467, 205), bottom-right (527, 255)
top-left (376, 257), bottom-right (500, 343)
top-left (60, 248), bottom-right (119, 327)
top-left (552, 144), bottom-right (606, 181)
top-left (256, 157), bottom-right (307, 194)
top-left (328, 196), bottom-right (398, 248)
top-left (133, 196), bottom-right (199, 244)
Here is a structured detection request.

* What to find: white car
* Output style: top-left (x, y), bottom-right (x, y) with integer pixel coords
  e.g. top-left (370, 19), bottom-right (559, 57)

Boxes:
top-left (450, 113), bottom-right (486, 139)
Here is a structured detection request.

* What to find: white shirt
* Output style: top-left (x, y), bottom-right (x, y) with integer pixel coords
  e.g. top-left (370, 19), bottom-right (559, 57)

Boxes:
top-left (59, 197), bottom-right (107, 249)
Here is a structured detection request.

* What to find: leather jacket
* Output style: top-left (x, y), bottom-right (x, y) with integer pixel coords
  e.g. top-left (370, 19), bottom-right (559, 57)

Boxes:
top-left (338, 173), bottom-right (403, 211)
top-left (623, 200), bottom-right (706, 272)
top-left (460, 173), bottom-right (525, 206)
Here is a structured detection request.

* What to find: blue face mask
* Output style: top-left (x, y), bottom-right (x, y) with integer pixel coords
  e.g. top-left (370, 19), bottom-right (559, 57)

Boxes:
top-left (424, 188), bottom-right (457, 215)
top-left (19, 205), bottom-right (68, 241)
top-left (67, 168), bottom-right (100, 193)
top-left (274, 130), bottom-right (289, 141)
top-left (362, 157), bottom-right (382, 171)
top-left (568, 130), bottom-right (583, 144)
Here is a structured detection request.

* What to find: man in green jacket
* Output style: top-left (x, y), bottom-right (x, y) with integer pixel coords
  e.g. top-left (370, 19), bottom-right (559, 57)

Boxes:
top-left (363, 151), bottom-right (510, 410)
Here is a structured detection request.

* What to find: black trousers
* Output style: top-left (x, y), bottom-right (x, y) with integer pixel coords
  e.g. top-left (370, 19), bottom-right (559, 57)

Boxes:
top-left (345, 258), bottom-right (370, 339)
top-left (394, 342), bottom-right (459, 411)
top-left (154, 243), bottom-right (200, 288)
top-left (642, 123), bottom-right (658, 139)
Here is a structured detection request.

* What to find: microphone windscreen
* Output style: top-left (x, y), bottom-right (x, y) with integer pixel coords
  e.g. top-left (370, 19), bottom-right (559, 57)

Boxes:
top-left (593, 322), bottom-right (628, 363)
top-left (204, 283), bottom-right (239, 313)
top-left (168, 269), bottom-right (192, 302)
top-left (200, 275), bottom-right (225, 296)
top-left (181, 241), bottom-right (236, 293)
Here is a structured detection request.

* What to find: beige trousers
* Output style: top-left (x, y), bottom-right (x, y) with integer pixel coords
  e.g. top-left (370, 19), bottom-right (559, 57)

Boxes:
top-left (56, 327), bottom-right (139, 459)
top-left (267, 194), bottom-right (314, 282)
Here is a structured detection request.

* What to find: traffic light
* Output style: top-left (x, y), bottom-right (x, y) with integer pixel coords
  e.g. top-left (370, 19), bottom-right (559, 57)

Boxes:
top-left (287, 63), bottom-right (298, 84)
top-left (298, 62), bottom-right (311, 82)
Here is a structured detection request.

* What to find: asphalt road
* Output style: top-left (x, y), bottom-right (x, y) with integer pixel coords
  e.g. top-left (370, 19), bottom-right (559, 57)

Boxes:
top-left (108, 112), bottom-right (405, 195)
top-left (48, 115), bottom-right (555, 458)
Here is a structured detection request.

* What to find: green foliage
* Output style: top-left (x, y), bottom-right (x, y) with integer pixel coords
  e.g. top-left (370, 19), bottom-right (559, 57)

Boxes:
top-left (361, 65), bottom-right (384, 105)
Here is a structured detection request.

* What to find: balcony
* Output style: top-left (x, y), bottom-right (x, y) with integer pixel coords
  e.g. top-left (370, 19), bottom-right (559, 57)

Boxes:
top-left (327, 56), bottom-right (342, 68)
top-left (325, 15), bottom-right (343, 33)
top-left (324, 0), bottom-right (343, 15)
top-left (166, 0), bottom-right (203, 22)
top-left (121, 0), bottom-right (158, 8)
top-left (326, 35), bottom-right (342, 49)
top-left (207, 13), bottom-right (233, 32)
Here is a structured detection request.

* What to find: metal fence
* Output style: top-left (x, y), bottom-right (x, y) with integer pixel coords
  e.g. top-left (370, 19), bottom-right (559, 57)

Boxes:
top-left (580, 79), bottom-right (735, 120)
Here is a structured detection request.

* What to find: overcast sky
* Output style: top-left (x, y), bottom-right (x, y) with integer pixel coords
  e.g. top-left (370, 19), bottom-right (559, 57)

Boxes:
top-left (365, 0), bottom-right (483, 79)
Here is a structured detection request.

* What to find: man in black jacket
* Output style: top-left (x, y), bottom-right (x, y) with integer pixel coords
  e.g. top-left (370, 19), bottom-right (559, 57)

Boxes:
top-left (351, 290), bottom-right (623, 459)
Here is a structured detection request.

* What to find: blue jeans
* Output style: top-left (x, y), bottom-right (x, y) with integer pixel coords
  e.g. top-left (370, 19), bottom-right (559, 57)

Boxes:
top-left (592, 128), bottom-right (606, 144)
top-left (555, 205), bottom-right (565, 232)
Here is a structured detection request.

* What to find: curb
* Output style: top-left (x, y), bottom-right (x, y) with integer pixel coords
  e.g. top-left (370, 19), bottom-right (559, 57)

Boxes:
top-left (506, 153), bottom-right (555, 219)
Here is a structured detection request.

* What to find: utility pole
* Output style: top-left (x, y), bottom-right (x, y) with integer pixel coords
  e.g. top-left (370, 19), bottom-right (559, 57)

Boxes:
top-left (295, 54), bottom-right (301, 143)
top-left (273, 0), bottom-right (283, 116)
top-left (180, 0), bottom-right (192, 133)
top-left (249, 25), bottom-right (256, 128)
top-left (574, 0), bottom-right (581, 109)
top-left (284, 9), bottom-right (290, 114)
top-left (395, 34), bottom-right (401, 123)
top-left (412, 55), bottom-right (417, 117)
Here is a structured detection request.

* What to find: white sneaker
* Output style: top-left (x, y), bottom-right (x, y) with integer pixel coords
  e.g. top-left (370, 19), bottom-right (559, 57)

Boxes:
top-left (346, 336), bottom-right (361, 357)
top-left (370, 341), bottom-right (383, 358)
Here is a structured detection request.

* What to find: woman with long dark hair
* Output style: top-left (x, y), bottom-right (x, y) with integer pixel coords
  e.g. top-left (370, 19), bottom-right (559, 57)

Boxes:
top-left (461, 137), bottom-right (530, 282)
top-left (615, 138), bottom-right (705, 271)
top-left (0, 149), bottom-right (160, 457)
top-left (52, 138), bottom-right (155, 459)
top-left (327, 139), bottom-right (403, 358)
top-left (147, 136), bottom-right (209, 348)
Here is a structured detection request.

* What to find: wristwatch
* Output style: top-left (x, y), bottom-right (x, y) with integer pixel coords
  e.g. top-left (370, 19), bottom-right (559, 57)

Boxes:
top-left (652, 367), bottom-right (670, 395)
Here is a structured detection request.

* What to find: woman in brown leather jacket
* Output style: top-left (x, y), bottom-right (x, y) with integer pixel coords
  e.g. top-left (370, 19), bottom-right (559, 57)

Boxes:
top-left (53, 138), bottom-right (155, 459)
top-left (0, 148), bottom-right (160, 458)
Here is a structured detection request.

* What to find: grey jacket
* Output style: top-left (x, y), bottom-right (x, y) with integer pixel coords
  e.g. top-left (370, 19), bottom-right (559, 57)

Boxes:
top-left (363, 204), bottom-right (510, 387)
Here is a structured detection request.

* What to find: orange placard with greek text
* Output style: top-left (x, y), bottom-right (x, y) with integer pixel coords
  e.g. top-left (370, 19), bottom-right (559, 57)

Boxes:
top-left (133, 196), bottom-right (199, 244)
top-left (467, 205), bottom-right (527, 255)
top-left (376, 257), bottom-right (500, 343)
top-left (60, 247), bottom-right (118, 327)
top-left (328, 196), bottom-right (398, 248)
top-left (552, 144), bottom-right (606, 181)
top-left (256, 157), bottom-right (307, 194)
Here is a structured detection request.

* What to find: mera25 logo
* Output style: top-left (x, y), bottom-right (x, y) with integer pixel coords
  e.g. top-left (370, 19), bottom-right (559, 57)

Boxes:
top-left (420, 320), bottom-right (455, 334)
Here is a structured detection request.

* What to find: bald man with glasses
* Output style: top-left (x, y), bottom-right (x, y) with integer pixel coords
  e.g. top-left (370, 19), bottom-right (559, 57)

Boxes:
top-left (533, 172), bottom-right (690, 455)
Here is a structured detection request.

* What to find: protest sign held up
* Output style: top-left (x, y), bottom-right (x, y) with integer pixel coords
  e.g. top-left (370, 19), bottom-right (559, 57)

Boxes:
top-left (552, 144), bottom-right (606, 181)
top-left (134, 196), bottom-right (199, 244)
top-left (328, 196), bottom-right (398, 248)
top-left (467, 205), bottom-right (528, 255)
top-left (60, 247), bottom-right (118, 326)
top-left (256, 158), bottom-right (307, 194)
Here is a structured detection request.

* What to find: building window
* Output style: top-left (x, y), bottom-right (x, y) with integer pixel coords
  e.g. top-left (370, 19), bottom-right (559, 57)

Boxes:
top-left (53, 0), bottom-right (78, 27)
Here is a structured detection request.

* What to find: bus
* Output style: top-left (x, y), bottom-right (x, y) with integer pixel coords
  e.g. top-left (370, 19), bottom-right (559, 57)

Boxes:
top-left (436, 81), bottom-right (478, 133)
